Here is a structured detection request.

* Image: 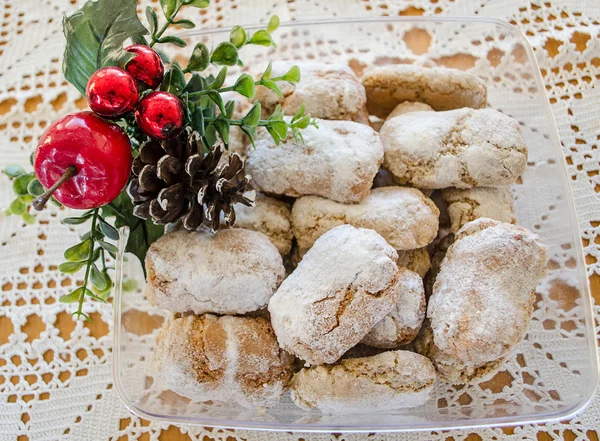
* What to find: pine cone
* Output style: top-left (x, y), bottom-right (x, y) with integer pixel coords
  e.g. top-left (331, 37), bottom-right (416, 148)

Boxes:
top-left (127, 128), bottom-right (255, 231)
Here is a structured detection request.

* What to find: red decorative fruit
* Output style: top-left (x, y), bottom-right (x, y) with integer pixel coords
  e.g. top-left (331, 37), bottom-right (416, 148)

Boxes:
top-left (125, 45), bottom-right (165, 89)
top-left (135, 91), bottom-right (185, 140)
top-left (86, 67), bottom-right (139, 119)
top-left (33, 112), bottom-right (132, 209)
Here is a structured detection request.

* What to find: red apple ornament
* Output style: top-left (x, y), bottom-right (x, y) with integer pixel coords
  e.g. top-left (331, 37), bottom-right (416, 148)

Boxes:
top-left (86, 67), bottom-right (139, 119)
top-left (33, 112), bottom-right (132, 210)
top-left (125, 45), bottom-right (165, 89)
top-left (135, 91), bottom-right (185, 140)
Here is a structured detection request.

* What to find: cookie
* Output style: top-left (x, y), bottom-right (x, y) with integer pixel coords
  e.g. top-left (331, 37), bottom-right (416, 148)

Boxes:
top-left (254, 61), bottom-right (368, 123)
top-left (145, 229), bottom-right (285, 315)
top-left (362, 65), bottom-right (487, 117)
top-left (290, 350), bottom-right (435, 413)
top-left (396, 247), bottom-right (431, 278)
top-left (386, 101), bottom-right (434, 120)
top-left (380, 108), bottom-right (527, 189)
top-left (442, 187), bottom-right (517, 233)
top-left (268, 225), bottom-right (401, 365)
top-left (415, 218), bottom-right (548, 383)
top-left (361, 268), bottom-right (426, 348)
top-left (246, 119), bottom-right (383, 203)
top-left (233, 194), bottom-right (293, 255)
top-left (291, 187), bottom-right (439, 252)
top-left (154, 315), bottom-right (295, 408)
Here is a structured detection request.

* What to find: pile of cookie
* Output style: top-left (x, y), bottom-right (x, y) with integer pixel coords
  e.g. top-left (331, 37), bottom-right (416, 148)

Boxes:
top-left (149, 62), bottom-right (548, 413)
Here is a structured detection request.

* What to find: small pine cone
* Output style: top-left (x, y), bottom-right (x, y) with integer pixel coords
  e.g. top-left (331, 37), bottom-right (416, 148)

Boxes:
top-left (127, 128), bottom-right (255, 231)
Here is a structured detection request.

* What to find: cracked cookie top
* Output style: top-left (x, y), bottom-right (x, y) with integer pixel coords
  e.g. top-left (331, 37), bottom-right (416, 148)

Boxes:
top-left (268, 224), bottom-right (401, 365)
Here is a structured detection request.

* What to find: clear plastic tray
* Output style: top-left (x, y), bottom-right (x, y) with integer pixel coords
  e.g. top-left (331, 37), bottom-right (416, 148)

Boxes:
top-left (113, 17), bottom-right (598, 432)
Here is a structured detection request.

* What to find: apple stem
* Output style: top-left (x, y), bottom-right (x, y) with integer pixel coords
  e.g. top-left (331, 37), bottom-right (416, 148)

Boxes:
top-left (32, 165), bottom-right (78, 211)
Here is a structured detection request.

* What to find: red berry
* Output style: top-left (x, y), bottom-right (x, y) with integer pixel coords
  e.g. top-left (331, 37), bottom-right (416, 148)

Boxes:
top-left (34, 112), bottom-right (132, 209)
top-left (135, 91), bottom-right (185, 140)
top-left (86, 67), bottom-right (139, 119)
top-left (125, 45), bottom-right (165, 89)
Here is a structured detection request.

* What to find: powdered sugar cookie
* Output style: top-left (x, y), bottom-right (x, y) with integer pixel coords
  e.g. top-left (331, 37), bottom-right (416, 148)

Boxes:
top-left (362, 65), bottom-right (486, 117)
top-left (268, 225), bottom-right (401, 365)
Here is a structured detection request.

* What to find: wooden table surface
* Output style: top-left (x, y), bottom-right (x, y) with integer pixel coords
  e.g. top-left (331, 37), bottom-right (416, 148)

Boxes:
top-left (1, 26), bottom-right (598, 441)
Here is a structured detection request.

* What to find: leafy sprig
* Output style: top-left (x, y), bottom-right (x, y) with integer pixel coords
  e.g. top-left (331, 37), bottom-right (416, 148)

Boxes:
top-left (3, 164), bottom-right (59, 224)
top-left (4, 0), bottom-right (317, 320)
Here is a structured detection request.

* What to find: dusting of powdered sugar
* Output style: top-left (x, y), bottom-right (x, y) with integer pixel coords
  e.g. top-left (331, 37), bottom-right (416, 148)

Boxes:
top-left (246, 119), bottom-right (383, 204)
top-left (421, 218), bottom-right (548, 381)
top-left (154, 315), bottom-right (295, 409)
top-left (380, 108), bottom-right (527, 189)
top-left (361, 268), bottom-right (426, 348)
top-left (145, 229), bottom-right (285, 315)
top-left (291, 186), bottom-right (439, 251)
top-left (268, 225), bottom-right (401, 366)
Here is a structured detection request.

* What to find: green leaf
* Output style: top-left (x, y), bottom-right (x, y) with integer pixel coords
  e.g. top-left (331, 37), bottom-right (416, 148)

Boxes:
top-left (18, 195), bottom-right (34, 204)
top-left (59, 261), bottom-right (85, 274)
top-left (98, 218), bottom-right (119, 240)
top-left (122, 279), bottom-right (138, 292)
top-left (184, 73), bottom-right (206, 95)
top-left (62, 215), bottom-right (92, 225)
top-left (292, 114), bottom-right (311, 129)
top-left (62, 0), bottom-right (148, 95)
top-left (13, 173), bottom-right (35, 196)
top-left (187, 42), bottom-right (210, 72)
top-left (241, 126), bottom-right (257, 149)
top-left (22, 213), bottom-right (36, 225)
top-left (156, 48), bottom-right (171, 64)
top-left (206, 91), bottom-right (226, 115)
top-left (210, 42), bottom-right (238, 66)
top-left (131, 35), bottom-right (149, 46)
top-left (230, 26), bottom-right (247, 48)
top-left (242, 102), bottom-right (261, 128)
top-left (248, 29), bottom-right (273, 47)
top-left (9, 199), bottom-right (26, 215)
top-left (185, 0), bottom-right (210, 7)
top-left (224, 100), bottom-right (235, 119)
top-left (266, 126), bottom-right (282, 146)
top-left (209, 67), bottom-right (227, 90)
top-left (174, 19), bottom-right (195, 29)
top-left (282, 65), bottom-right (301, 83)
top-left (204, 124), bottom-right (219, 149)
top-left (261, 61), bottom-right (273, 80)
top-left (92, 273), bottom-right (113, 300)
top-left (161, 63), bottom-right (186, 95)
top-left (160, 0), bottom-right (177, 18)
top-left (102, 191), bottom-right (164, 275)
top-left (271, 120), bottom-right (289, 140)
top-left (213, 119), bottom-right (230, 145)
top-left (90, 264), bottom-right (108, 291)
top-left (145, 6), bottom-right (159, 36)
top-left (4, 165), bottom-right (25, 178)
top-left (86, 289), bottom-right (108, 303)
top-left (233, 73), bottom-right (255, 98)
top-left (97, 240), bottom-right (119, 254)
top-left (261, 79), bottom-right (282, 97)
top-left (191, 107), bottom-right (205, 135)
top-left (27, 179), bottom-right (44, 197)
top-left (157, 36), bottom-right (187, 47)
top-left (64, 240), bottom-right (92, 262)
top-left (60, 287), bottom-right (84, 304)
top-left (267, 15), bottom-right (280, 33)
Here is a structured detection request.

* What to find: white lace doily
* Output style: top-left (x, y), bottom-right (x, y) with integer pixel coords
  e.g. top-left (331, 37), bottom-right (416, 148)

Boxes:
top-left (0, 1), bottom-right (599, 440)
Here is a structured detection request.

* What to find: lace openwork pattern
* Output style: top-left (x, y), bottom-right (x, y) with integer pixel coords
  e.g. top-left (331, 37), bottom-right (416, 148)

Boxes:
top-left (0, 1), bottom-right (598, 440)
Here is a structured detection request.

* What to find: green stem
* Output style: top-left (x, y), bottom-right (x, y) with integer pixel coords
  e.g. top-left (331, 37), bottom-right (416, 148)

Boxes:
top-left (75, 208), bottom-right (99, 321)
top-left (204, 117), bottom-right (274, 127)
top-left (150, 2), bottom-right (185, 47)
top-left (187, 76), bottom-right (290, 99)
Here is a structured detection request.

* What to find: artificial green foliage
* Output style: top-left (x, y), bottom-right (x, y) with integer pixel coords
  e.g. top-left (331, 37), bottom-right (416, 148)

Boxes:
top-left (8, 0), bottom-right (316, 320)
